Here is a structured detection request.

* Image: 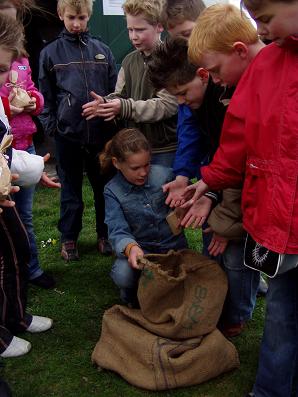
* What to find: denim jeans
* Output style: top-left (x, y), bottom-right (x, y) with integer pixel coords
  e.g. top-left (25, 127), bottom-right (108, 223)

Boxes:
top-left (202, 228), bottom-right (259, 324)
top-left (253, 264), bottom-right (298, 397)
top-left (12, 144), bottom-right (42, 280)
top-left (220, 240), bottom-right (260, 325)
top-left (110, 258), bottom-right (141, 303)
top-left (151, 152), bottom-right (175, 168)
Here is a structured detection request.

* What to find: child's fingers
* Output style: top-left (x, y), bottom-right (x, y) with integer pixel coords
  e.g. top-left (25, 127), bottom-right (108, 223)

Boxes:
top-left (180, 198), bottom-right (194, 209)
top-left (10, 185), bottom-right (20, 194)
top-left (43, 153), bottom-right (51, 163)
top-left (89, 91), bottom-right (103, 102)
top-left (85, 114), bottom-right (96, 121)
top-left (11, 173), bottom-right (19, 181)
top-left (104, 115), bottom-right (116, 121)
top-left (162, 182), bottom-right (170, 193)
top-left (82, 100), bottom-right (97, 110)
top-left (0, 199), bottom-right (15, 208)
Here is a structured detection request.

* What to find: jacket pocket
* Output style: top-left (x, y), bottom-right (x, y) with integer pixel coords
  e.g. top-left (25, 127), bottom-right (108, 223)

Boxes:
top-left (57, 93), bottom-right (72, 123)
top-left (243, 159), bottom-right (275, 231)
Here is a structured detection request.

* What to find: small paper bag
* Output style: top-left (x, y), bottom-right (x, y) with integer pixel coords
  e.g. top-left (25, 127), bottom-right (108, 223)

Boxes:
top-left (0, 134), bottom-right (13, 200)
top-left (8, 70), bottom-right (31, 108)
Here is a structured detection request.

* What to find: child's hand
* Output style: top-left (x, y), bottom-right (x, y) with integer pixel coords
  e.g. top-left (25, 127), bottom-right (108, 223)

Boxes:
top-left (163, 176), bottom-right (189, 207)
top-left (96, 99), bottom-right (121, 121)
top-left (204, 228), bottom-right (229, 256)
top-left (9, 104), bottom-right (24, 116)
top-left (128, 245), bottom-right (144, 269)
top-left (180, 195), bottom-right (212, 228)
top-left (81, 91), bottom-right (105, 120)
top-left (40, 153), bottom-right (61, 189)
top-left (23, 97), bottom-right (36, 113)
top-left (8, 91), bottom-right (24, 116)
top-left (40, 172), bottom-right (61, 189)
top-left (181, 179), bottom-right (209, 208)
top-left (0, 174), bottom-right (20, 213)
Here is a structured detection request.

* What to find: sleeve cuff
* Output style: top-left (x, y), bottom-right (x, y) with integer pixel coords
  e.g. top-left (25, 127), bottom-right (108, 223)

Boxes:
top-left (119, 98), bottom-right (132, 119)
top-left (28, 92), bottom-right (42, 115)
top-left (1, 97), bottom-right (11, 119)
top-left (115, 237), bottom-right (137, 258)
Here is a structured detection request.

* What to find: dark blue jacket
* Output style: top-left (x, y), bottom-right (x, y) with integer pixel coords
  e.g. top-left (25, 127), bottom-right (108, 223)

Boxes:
top-left (173, 80), bottom-right (234, 179)
top-left (173, 104), bottom-right (207, 179)
top-left (38, 29), bottom-right (118, 144)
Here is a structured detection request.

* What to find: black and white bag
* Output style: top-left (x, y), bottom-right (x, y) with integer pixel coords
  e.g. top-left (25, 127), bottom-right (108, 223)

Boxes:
top-left (244, 234), bottom-right (298, 278)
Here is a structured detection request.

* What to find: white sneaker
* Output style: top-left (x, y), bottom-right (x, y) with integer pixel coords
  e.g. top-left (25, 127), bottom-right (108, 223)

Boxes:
top-left (26, 316), bottom-right (53, 333)
top-left (1, 336), bottom-right (31, 358)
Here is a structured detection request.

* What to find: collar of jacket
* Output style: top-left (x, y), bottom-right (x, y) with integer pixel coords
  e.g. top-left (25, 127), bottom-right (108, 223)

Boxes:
top-left (281, 35), bottom-right (298, 51)
top-left (60, 28), bottom-right (90, 44)
top-left (140, 52), bottom-right (152, 64)
top-left (116, 170), bottom-right (150, 195)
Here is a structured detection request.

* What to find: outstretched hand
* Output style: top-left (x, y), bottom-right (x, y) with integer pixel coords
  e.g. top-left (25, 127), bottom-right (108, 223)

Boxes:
top-left (204, 227), bottom-right (229, 256)
top-left (180, 179), bottom-right (209, 208)
top-left (163, 176), bottom-right (189, 208)
top-left (81, 91), bottom-right (105, 120)
top-left (93, 99), bottom-right (121, 121)
top-left (40, 154), bottom-right (61, 189)
top-left (180, 195), bottom-right (212, 228)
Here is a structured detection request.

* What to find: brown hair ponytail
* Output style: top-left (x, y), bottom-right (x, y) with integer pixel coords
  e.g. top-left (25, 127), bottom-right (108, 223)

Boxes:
top-left (99, 128), bottom-right (151, 174)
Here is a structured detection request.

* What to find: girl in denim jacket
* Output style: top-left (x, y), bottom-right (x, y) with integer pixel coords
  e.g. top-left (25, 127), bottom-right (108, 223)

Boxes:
top-left (100, 128), bottom-right (188, 307)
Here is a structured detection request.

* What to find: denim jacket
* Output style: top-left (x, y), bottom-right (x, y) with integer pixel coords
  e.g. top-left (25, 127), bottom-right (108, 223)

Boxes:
top-left (104, 165), bottom-right (188, 257)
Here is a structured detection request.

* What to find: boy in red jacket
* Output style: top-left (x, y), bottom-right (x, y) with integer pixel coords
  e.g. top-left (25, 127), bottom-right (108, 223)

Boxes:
top-left (185, 3), bottom-right (298, 396)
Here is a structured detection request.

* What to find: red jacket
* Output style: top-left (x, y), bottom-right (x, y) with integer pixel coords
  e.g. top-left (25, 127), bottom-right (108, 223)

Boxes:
top-left (202, 38), bottom-right (298, 254)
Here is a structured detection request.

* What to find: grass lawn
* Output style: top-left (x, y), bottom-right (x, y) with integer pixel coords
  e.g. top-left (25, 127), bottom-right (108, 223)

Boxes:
top-left (2, 179), bottom-right (265, 397)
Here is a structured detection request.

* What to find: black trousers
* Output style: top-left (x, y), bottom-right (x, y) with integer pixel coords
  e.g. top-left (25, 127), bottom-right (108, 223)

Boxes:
top-left (0, 206), bottom-right (32, 353)
top-left (55, 135), bottom-right (112, 243)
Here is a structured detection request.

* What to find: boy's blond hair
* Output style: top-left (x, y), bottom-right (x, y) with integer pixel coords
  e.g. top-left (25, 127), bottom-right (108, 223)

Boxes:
top-left (162, 0), bottom-right (205, 30)
top-left (188, 4), bottom-right (258, 65)
top-left (122, 0), bottom-right (165, 25)
top-left (57, 0), bottom-right (94, 16)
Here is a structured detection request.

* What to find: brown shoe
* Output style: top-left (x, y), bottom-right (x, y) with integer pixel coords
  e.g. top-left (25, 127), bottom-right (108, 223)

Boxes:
top-left (221, 322), bottom-right (245, 338)
top-left (97, 238), bottom-right (112, 256)
top-left (61, 241), bottom-right (79, 261)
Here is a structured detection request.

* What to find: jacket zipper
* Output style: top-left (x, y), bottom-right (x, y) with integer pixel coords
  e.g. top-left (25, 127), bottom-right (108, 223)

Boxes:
top-left (79, 34), bottom-right (90, 144)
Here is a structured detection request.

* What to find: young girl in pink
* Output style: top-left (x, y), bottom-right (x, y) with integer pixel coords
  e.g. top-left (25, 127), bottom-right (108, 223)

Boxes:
top-left (0, 0), bottom-right (55, 289)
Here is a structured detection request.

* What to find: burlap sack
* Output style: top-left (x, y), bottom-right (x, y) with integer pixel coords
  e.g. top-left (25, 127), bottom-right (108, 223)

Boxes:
top-left (0, 134), bottom-right (13, 200)
top-left (136, 249), bottom-right (227, 339)
top-left (92, 305), bottom-right (240, 390)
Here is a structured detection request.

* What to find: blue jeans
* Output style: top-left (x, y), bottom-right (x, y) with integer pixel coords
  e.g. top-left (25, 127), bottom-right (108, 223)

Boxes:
top-left (110, 258), bottom-right (141, 303)
top-left (221, 239), bottom-right (259, 325)
top-left (253, 266), bottom-right (298, 397)
top-left (151, 152), bottom-right (175, 168)
top-left (202, 229), bottom-right (259, 323)
top-left (12, 144), bottom-right (42, 280)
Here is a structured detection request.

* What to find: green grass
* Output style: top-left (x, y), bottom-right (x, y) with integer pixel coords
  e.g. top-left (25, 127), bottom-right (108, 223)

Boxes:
top-left (2, 179), bottom-right (265, 397)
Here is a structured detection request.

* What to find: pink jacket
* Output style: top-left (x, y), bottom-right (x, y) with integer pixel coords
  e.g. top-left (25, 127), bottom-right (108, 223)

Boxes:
top-left (0, 57), bottom-right (44, 150)
top-left (201, 38), bottom-right (298, 254)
